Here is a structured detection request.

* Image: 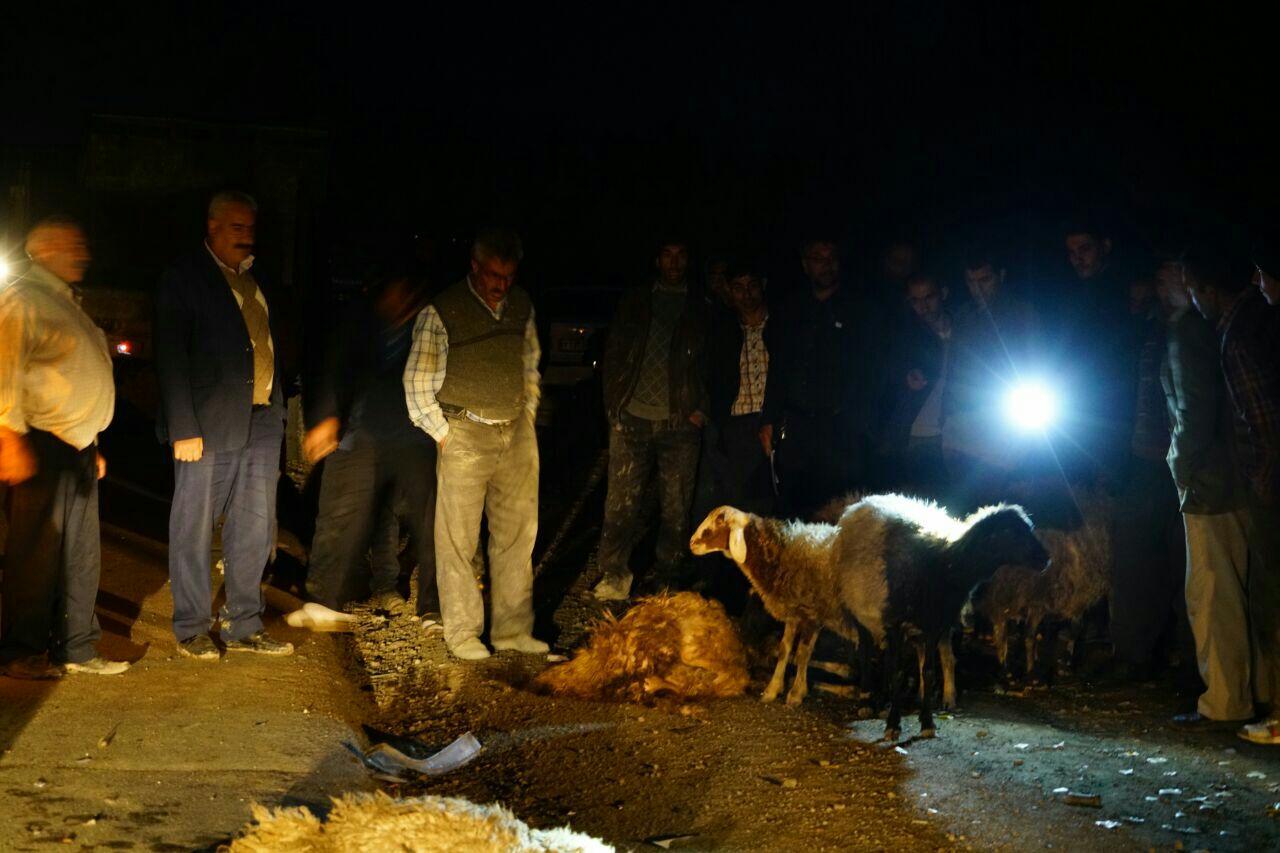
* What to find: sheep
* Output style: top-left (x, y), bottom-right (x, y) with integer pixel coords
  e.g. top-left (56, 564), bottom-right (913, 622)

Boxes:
top-left (530, 592), bottom-right (750, 703)
top-left (689, 507), bottom-right (856, 707)
top-left (226, 791), bottom-right (612, 852)
top-left (829, 494), bottom-right (1048, 740)
top-left (969, 509), bottom-right (1111, 682)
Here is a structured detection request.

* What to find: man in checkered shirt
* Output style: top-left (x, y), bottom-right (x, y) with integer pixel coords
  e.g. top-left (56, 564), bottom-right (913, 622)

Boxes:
top-left (403, 227), bottom-right (547, 661)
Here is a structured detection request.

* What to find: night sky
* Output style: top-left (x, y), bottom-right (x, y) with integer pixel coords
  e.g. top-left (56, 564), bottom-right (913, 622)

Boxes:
top-left (3, 3), bottom-right (1274, 288)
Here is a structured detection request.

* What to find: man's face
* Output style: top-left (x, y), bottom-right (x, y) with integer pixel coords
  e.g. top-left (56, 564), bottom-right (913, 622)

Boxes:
top-left (1256, 266), bottom-right (1280, 306)
top-left (729, 274), bottom-right (766, 317)
top-left (1155, 262), bottom-right (1189, 313)
top-left (706, 261), bottom-right (731, 306)
top-left (1066, 233), bottom-right (1110, 280)
top-left (655, 244), bottom-right (689, 286)
top-left (883, 243), bottom-right (918, 281)
top-left (470, 254), bottom-right (519, 310)
top-left (207, 203), bottom-right (256, 268)
top-left (31, 225), bottom-right (91, 284)
top-left (802, 242), bottom-right (840, 290)
top-left (1183, 268), bottom-right (1219, 322)
top-left (964, 264), bottom-right (1003, 306)
top-left (906, 279), bottom-right (944, 325)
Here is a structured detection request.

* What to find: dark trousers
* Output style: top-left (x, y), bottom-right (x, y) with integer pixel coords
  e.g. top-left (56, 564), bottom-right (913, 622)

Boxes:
top-left (306, 431), bottom-right (437, 614)
top-left (1246, 490), bottom-right (1280, 709)
top-left (902, 435), bottom-right (947, 501)
top-left (169, 407), bottom-right (282, 643)
top-left (597, 413), bottom-right (701, 588)
top-left (1110, 455), bottom-right (1190, 667)
top-left (1, 430), bottom-right (101, 664)
top-left (775, 411), bottom-right (867, 519)
top-left (720, 413), bottom-right (774, 516)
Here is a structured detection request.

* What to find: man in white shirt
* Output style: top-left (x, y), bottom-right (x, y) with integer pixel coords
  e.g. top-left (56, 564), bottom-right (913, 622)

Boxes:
top-left (0, 217), bottom-right (128, 679)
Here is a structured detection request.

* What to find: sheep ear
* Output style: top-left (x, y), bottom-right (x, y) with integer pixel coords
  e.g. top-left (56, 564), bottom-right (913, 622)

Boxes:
top-left (729, 524), bottom-right (748, 564)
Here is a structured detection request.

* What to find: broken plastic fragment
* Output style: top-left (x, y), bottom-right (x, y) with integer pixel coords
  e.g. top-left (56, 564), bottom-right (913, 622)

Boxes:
top-left (1146, 757), bottom-right (1168, 765)
top-left (1095, 820), bottom-right (1122, 830)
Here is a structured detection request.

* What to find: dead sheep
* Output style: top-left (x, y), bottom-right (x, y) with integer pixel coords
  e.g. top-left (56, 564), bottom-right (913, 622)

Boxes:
top-left (226, 791), bottom-right (612, 852)
top-left (830, 494), bottom-right (1048, 740)
top-left (531, 592), bottom-right (750, 703)
top-left (969, 507), bottom-right (1111, 681)
top-left (689, 507), bottom-right (856, 707)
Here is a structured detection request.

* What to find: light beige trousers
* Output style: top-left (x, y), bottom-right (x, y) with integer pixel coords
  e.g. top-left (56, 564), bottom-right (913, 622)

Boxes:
top-left (1184, 510), bottom-right (1252, 720)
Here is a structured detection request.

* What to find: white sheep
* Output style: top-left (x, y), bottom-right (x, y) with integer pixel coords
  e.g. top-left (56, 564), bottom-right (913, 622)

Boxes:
top-left (226, 791), bottom-right (612, 852)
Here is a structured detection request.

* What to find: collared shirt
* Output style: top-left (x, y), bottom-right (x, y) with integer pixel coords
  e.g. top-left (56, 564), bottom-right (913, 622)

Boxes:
top-left (1220, 289), bottom-right (1280, 500)
top-left (404, 277), bottom-right (541, 442)
top-left (205, 241), bottom-right (274, 394)
top-left (0, 263), bottom-right (115, 449)
top-left (730, 314), bottom-right (769, 416)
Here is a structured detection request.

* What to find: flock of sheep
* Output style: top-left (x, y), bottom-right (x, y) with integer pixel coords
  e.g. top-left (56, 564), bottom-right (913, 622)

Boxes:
top-left (539, 491), bottom-right (1113, 743)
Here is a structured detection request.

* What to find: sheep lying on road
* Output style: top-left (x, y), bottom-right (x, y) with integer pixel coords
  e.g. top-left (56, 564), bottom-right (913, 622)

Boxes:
top-left (531, 591), bottom-right (750, 703)
top-left (228, 791), bottom-right (612, 852)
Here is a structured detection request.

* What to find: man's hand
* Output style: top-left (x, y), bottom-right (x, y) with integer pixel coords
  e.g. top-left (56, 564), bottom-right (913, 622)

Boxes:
top-left (759, 423), bottom-right (774, 457)
top-left (0, 431), bottom-right (36, 484)
top-left (96, 452), bottom-right (107, 480)
top-left (906, 368), bottom-right (929, 391)
top-left (303, 417), bottom-right (341, 463)
top-left (689, 411), bottom-right (706, 428)
top-left (173, 437), bottom-right (204, 463)
top-left (437, 433), bottom-right (449, 451)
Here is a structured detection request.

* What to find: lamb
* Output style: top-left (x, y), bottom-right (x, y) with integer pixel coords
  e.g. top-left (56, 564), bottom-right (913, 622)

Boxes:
top-left (830, 494), bottom-right (1048, 740)
top-left (969, 508), bottom-right (1111, 682)
top-left (530, 592), bottom-right (750, 703)
top-left (227, 791), bottom-right (612, 852)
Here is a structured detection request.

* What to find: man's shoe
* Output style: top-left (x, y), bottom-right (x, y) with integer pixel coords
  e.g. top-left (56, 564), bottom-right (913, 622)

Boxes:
top-left (493, 635), bottom-right (550, 655)
top-left (1172, 711), bottom-right (1243, 730)
top-left (285, 602), bottom-right (357, 632)
top-left (177, 634), bottom-right (220, 661)
top-left (225, 631), bottom-right (294, 657)
top-left (419, 612), bottom-right (444, 635)
top-left (63, 657), bottom-right (130, 676)
top-left (1237, 718), bottom-right (1280, 745)
top-left (449, 637), bottom-right (491, 661)
top-left (2, 655), bottom-right (63, 680)
top-left (592, 574), bottom-right (632, 601)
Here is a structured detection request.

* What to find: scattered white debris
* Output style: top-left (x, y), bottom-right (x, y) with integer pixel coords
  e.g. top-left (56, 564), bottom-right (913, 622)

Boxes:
top-left (1146, 757), bottom-right (1168, 765)
top-left (1095, 820), bottom-right (1122, 830)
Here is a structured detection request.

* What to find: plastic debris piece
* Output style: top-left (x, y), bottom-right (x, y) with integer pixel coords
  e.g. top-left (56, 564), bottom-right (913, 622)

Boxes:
top-left (1248, 771), bottom-right (1267, 780)
top-left (1164, 771), bottom-right (1178, 777)
top-left (97, 724), bottom-right (119, 750)
top-left (1095, 820), bottom-right (1122, 829)
top-left (895, 746), bottom-right (909, 755)
top-left (1159, 788), bottom-right (1183, 797)
top-left (345, 731), bottom-right (482, 780)
top-left (1124, 816), bottom-right (1145, 824)
top-left (1051, 741), bottom-right (1065, 749)
top-left (646, 834), bottom-right (700, 849)
top-left (1053, 787), bottom-right (1070, 794)
top-left (1119, 769), bottom-right (1134, 776)
top-left (1147, 757), bottom-right (1169, 765)
top-left (1014, 743), bottom-right (1030, 750)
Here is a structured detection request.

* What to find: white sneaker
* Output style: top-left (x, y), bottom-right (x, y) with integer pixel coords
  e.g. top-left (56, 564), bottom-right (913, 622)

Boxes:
top-left (492, 635), bottom-right (550, 655)
top-left (285, 602), bottom-right (357, 632)
top-left (449, 637), bottom-right (491, 661)
top-left (63, 657), bottom-right (130, 676)
top-left (1237, 718), bottom-right (1280, 745)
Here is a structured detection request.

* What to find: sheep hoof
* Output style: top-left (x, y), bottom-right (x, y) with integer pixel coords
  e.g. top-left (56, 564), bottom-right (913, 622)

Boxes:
top-left (760, 691), bottom-right (779, 703)
top-left (883, 728), bottom-right (901, 743)
top-left (919, 727), bottom-right (936, 739)
top-left (785, 692), bottom-right (805, 706)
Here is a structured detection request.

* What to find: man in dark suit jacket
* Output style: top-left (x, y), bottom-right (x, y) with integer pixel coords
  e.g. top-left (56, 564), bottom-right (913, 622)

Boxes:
top-left (154, 191), bottom-right (292, 660)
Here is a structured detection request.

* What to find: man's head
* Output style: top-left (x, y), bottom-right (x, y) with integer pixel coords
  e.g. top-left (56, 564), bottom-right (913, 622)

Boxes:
top-left (1065, 229), bottom-right (1112, 281)
top-left (470, 227), bottom-right (523, 310)
top-left (962, 251), bottom-right (1005, 307)
top-left (1252, 240), bottom-right (1280, 306)
top-left (704, 257), bottom-right (731, 306)
top-left (654, 239), bottom-right (690, 287)
top-left (905, 272), bottom-right (946, 326)
top-left (26, 215), bottom-right (90, 284)
top-left (800, 238), bottom-right (840, 291)
top-left (1181, 244), bottom-right (1250, 323)
top-left (1153, 257), bottom-right (1189, 314)
top-left (206, 191), bottom-right (258, 269)
top-left (881, 239), bottom-right (919, 282)
top-left (725, 258), bottom-right (767, 320)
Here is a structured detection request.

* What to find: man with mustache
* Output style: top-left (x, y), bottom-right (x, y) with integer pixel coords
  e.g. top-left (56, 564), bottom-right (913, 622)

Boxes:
top-left (154, 191), bottom-right (292, 661)
top-left (0, 217), bottom-right (127, 678)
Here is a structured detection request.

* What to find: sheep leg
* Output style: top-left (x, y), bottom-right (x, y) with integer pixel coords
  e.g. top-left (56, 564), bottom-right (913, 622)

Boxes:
top-left (918, 636), bottom-right (936, 738)
top-left (808, 659), bottom-right (852, 679)
top-left (883, 630), bottom-right (905, 742)
top-left (938, 631), bottom-right (957, 711)
top-left (1024, 617), bottom-right (1039, 683)
top-left (786, 624), bottom-right (820, 705)
top-left (762, 620), bottom-right (798, 703)
top-left (993, 620), bottom-right (1009, 670)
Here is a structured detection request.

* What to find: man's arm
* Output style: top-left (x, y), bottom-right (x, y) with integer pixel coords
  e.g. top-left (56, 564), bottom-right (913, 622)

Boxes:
top-left (403, 306), bottom-right (450, 443)
top-left (1166, 317), bottom-right (1219, 487)
top-left (523, 309), bottom-right (541, 421)
top-left (0, 296), bottom-right (35, 483)
top-left (1225, 334), bottom-right (1280, 500)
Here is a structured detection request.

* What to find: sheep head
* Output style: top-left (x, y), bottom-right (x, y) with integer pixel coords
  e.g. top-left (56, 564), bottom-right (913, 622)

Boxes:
top-left (951, 505), bottom-right (1048, 589)
top-left (690, 506), bottom-right (757, 564)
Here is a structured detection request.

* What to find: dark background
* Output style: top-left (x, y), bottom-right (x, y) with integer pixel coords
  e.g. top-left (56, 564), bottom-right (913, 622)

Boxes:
top-left (2, 2), bottom-right (1274, 293)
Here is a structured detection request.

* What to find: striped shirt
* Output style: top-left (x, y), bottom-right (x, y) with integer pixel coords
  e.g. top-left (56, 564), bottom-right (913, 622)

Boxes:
top-left (0, 263), bottom-right (115, 449)
top-left (1220, 289), bottom-right (1280, 501)
top-left (730, 316), bottom-right (769, 416)
top-left (403, 277), bottom-right (541, 442)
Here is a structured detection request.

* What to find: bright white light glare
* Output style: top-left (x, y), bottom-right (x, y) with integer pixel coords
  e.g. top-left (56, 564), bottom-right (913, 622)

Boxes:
top-left (1005, 381), bottom-right (1058, 431)
top-left (0, 259), bottom-right (9, 281)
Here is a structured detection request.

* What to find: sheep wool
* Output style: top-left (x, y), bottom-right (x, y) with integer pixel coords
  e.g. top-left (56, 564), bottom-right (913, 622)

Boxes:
top-left (530, 591), bottom-right (750, 702)
top-left (226, 791), bottom-right (613, 853)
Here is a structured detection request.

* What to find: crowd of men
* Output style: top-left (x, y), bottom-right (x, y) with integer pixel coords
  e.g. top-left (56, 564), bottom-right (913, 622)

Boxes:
top-left (1, 190), bottom-right (1278, 747)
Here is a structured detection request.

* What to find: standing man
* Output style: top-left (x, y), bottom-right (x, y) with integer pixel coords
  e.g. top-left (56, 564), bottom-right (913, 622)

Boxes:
top-left (154, 191), bottom-right (293, 661)
top-left (0, 217), bottom-right (127, 678)
top-left (403, 227), bottom-right (546, 661)
top-left (1161, 254), bottom-right (1252, 725)
top-left (593, 237), bottom-right (709, 601)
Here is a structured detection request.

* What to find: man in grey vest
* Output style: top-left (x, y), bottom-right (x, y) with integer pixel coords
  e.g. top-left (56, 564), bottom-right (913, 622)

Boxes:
top-left (403, 227), bottom-right (547, 660)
